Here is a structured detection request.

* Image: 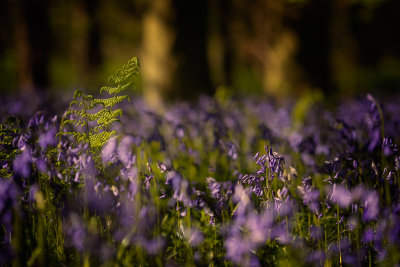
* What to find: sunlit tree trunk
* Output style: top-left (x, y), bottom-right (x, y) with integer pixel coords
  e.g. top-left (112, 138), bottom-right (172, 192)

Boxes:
top-left (142, 0), bottom-right (176, 110)
top-left (230, 0), bottom-right (303, 98)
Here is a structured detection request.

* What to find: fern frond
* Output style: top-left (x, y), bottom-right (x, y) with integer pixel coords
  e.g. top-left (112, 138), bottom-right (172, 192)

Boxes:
top-left (65, 110), bottom-right (81, 117)
top-left (89, 131), bottom-right (117, 148)
top-left (58, 131), bottom-right (88, 142)
top-left (91, 95), bottom-right (129, 108)
top-left (97, 109), bottom-right (123, 126)
top-left (108, 57), bottom-right (139, 85)
top-left (100, 81), bottom-right (134, 95)
top-left (83, 108), bottom-right (122, 127)
top-left (73, 89), bottom-right (85, 100)
top-left (82, 109), bottom-right (110, 122)
top-left (63, 119), bottom-right (83, 127)
top-left (58, 57), bottom-right (139, 151)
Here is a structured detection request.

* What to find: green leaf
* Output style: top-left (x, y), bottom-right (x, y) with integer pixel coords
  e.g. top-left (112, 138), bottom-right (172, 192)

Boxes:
top-left (58, 57), bottom-right (139, 151)
top-left (89, 131), bottom-right (117, 148)
top-left (91, 95), bottom-right (129, 108)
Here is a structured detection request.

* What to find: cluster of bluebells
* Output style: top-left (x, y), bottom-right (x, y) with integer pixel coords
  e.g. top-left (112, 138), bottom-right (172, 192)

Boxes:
top-left (1, 93), bottom-right (400, 266)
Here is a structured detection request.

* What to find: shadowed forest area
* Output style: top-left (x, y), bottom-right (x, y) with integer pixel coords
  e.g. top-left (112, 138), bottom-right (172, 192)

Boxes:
top-left (1, 0), bottom-right (400, 108)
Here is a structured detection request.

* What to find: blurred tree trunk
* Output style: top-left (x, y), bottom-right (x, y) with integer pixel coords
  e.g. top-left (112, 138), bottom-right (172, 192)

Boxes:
top-left (83, 0), bottom-right (102, 74)
top-left (173, 0), bottom-right (212, 98)
top-left (330, 0), bottom-right (357, 94)
top-left (219, 0), bottom-right (233, 87)
top-left (295, 0), bottom-right (333, 95)
top-left (142, 0), bottom-right (212, 110)
top-left (11, 0), bottom-right (33, 92)
top-left (208, 0), bottom-right (234, 88)
top-left (12, 0), bottom-right (52, 93)
top-left (230, 0), bottom-right (302, 98)
top-left (261, 1), bottom-right (298, 97)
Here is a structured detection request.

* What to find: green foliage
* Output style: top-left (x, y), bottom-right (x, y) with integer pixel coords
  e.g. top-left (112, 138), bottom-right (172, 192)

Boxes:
top-left (58, 57), bottom-right (139, 150)
top-left (0, 117), bottom-right (22, 178)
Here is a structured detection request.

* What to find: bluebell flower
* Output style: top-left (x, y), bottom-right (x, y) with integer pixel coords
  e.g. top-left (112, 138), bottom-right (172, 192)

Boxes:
top-left (184, 227), bottom-right (204, 247)
top-left (310, 225), bottom-right (322, 241)
top-left (34, 158), bottom-right (47, 173)
top-left (207, 177), bottom-right (221, 199)
top-left (233, 184), bottom-right (250, 214)
top-left (117, 135), bottom-right (135, 166)
top-left (38, 127), bottom-right (57, 148)
top-left (65, 213), bottom-right (86, 252)
top-left (298, 180), bottom-right (320, 213)
top-left (101, 137), bottom-right (117, 163)
top-left (120, 166), bottom-right (138, 182)
top-left (330, 184), bottom-right (352, 208)
top-left (363, 190), bottom-right (379, 222)
top-left (362, 228), bottom-right (375, 243)
top-left (13, 145), bottom-right (32, 178)
top-left (140, 237), bottom-right (165, 255)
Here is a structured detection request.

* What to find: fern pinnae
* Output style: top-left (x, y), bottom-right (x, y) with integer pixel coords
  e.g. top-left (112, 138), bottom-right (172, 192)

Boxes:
top-left (58, 57), bottom-right (140, 151)
top-left (91, 95), bottom-right (129, 108)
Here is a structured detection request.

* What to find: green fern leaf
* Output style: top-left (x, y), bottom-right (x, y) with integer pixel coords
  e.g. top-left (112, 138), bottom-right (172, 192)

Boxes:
top-left (58, 57), bottom-right (139, 151)
top-left (89, 131), bottom-right (117, 148)
top-left (91, 95), bottom-right (129, 108)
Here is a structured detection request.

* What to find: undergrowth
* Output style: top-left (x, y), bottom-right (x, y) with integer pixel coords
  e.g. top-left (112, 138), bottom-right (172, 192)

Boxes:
top-left (1, 57), bottom-right (400, 266)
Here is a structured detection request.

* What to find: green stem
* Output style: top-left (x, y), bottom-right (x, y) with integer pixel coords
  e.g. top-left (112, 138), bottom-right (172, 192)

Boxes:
top-left (337, 204), bottom-right (342, 267)
top-left (356, 226), bottom-right (360, 266)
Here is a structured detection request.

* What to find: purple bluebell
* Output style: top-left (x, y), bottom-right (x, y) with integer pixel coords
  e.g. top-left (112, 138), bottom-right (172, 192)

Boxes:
top-left (38, 127), bottom-right (57, 148)
top-left (64, 213), bottom-right (86, 252)
top-left (101, 137), bottom-right (117, 163)
top-left (184, 227), bottom-right (204, 247)
top-left (310, 225), bottom-right (322, 241)
top-left (330, 184), bottom-right (352, 208)
top-left (362, 190), bottom-right (379, 222)
top-left (34, 157), bottom-right (47, 173)
top-left (157, 161), bottom-right (167, 173)
top-left (233, 184), bottom-right (251, 214)
top-left (298, 179), bottom-right (320, 214)
top-left (207, 177), bottom-right (221, 199)
top-left (13, 145), bottom-right (32, 178)
top-left (117, 135), bottom-right (135, 166)
top-left (362, 228), bottom-right (375, 243)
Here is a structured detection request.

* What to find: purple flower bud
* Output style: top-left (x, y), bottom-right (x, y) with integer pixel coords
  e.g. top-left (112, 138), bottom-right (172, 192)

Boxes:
top-left (253, 152), bottom-right (259, 160)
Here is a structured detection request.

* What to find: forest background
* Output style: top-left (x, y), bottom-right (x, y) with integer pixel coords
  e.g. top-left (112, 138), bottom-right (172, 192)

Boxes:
top-left (1, 0), bottom-right (400, 109)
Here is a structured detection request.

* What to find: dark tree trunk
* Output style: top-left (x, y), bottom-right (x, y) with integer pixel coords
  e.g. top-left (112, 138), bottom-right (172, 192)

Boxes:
top-left (83, 0), bottom-right (102, 70)
top-left (218, 0), bottom-right (233, 87)
top-left (20, 0), bottom-right (52, 91)
top-left (142, 0), bottom-right (212, 109)
top-left (171, 0), bottom-right (212, 100)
